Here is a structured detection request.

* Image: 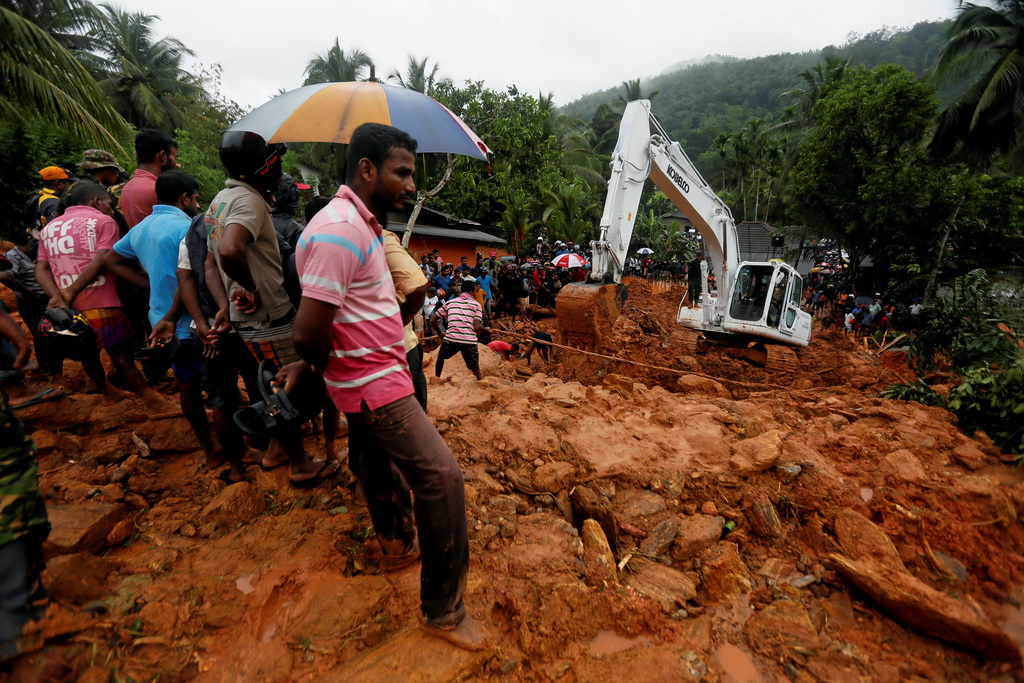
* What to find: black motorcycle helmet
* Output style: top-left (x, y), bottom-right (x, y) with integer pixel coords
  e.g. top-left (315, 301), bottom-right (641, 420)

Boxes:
top-left (219, 131), bottom-right (287, 182)
top-left (38, 307), bottom-right (95, 360)
top-left (273, 173), bottom-right (300, 215)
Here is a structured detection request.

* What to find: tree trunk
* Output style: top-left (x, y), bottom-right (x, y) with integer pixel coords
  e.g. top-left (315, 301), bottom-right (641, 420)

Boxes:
top-left (924, 196), bottom-right (964, 301)
top-left (401, 154), bottom-right (457, 250)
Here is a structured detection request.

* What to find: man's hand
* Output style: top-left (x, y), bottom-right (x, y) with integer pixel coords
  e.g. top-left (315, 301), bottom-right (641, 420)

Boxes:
top-left (230, 287), bottom-right (259, 314)
top-left (275, 360), bottom-right (310, 394)
top-left (48, 292), bottom-right (69, 309)
top-left (148, 319), bottom-right (175, 346)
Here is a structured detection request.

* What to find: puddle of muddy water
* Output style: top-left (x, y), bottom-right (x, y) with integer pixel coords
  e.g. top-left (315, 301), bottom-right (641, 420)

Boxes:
top-left (717, 642), bottom-right (761, 683)
top-left (588, 630), bottom-right (651, 657)
top-left (235, 574), bottom-right (255, 594)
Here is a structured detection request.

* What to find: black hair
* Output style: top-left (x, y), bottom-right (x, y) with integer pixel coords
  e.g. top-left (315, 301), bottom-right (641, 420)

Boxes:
top-left (135, 129), bottom-right (177, 164)
top-left (304, 196), bottom-right (331, 224)
top-left (11, 230), bottom-right (31, 246)
top-left (345, 123), bottom-right (418, 183)
top-left (66, 180), bottom-right (109, 207)
top-left (155, 170), bottom-right (199, 205)
top-left (274, 173), bottom-right (299, 215)
top-left (461, 279), bottom-right (476, 294)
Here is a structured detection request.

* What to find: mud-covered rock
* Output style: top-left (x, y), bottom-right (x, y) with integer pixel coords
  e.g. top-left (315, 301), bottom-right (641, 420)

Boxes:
top-left (532, 461), bottom-right (576, 493)
top-left (729, 430), bottom-right (783, 475)
top-left (745, 491), bottom-right (782, 539)
top-left (42, 553), bottom-right (115, 604)
top-left (134, 417), bottom-right (201, 453)
top-left (830, 554), bottom-right (1021, 662)
top-left (676, 375), bottom-right (730, 398)
top-left (744, 599), bottom-right (820, 657)
top-left (671, 515), bottom-right (725, 561)
top-left (626, 558), bottom-right (697, 612)
top-left (952, 443), bottom-right (987, 471)
top-left (200, 482), bottom-right (265, 529)
top-left (833, 509), bottom-right (905, 573)
top-left (43, 503), bottom-right (128, 559)
top-left (581, 519), bottom-right (617, 585)
top-left (639, 517), bottom-right (680, 557)
top-left (879, 449), bottom-right (926, 483)
top-left (699, 542), bottom-right (751, 601)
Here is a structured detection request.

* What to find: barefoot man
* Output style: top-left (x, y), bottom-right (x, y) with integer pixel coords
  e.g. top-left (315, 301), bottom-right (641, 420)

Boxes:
top-left (291, 123), bottom-right (487, 651)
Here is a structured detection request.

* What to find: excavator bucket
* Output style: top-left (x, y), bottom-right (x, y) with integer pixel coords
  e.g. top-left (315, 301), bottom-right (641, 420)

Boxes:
top-left (555, 282), bottom-right (628, 349)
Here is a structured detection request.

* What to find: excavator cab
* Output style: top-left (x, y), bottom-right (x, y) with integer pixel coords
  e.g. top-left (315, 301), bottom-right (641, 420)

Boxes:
top-left (722, 262), bottom-right (811, 346)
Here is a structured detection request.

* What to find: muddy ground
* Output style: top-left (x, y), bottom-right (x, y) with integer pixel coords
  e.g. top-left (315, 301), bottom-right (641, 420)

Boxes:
top-left (3, 280), bottom-right (1024, 682)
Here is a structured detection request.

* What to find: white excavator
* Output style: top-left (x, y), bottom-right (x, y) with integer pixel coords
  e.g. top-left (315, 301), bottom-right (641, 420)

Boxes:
top-left (555, 100), bottom-right (812, 364)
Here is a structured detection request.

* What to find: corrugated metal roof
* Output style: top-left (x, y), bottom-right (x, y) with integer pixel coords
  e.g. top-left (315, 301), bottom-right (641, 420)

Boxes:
top-left (384, 223), bottom-right (507, 245)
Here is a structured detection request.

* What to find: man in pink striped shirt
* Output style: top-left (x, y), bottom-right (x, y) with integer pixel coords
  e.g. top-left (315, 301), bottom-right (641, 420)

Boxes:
top-left (292, 123), bottom-right (485, 651)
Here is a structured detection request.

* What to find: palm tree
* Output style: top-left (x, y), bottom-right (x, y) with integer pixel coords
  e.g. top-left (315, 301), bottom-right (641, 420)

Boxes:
top-left (498, 195), bottom-right (537, 260)
top-left (304, 38), bottom-right (374, 85)
top-left (542, 184), bottom-right (600, 245)
top-left (0, 0), bottom-right (129, 148)
top-left (782, 56), bottom-right (851, 123)
top-left (932, 0), bottom-right (1024, 166)
top-left (86, 3), bottom-right (205, 131)
top-left (616, 78), bottom-right (659, 109)
top-left (388, 55), bottom-right (448, 95)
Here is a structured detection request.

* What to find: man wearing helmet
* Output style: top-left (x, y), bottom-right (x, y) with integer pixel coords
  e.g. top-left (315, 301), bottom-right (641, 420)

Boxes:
top-left (292, 123), bottom-right (486, 651)
top-left (205, 131), bottom-right (337, 486)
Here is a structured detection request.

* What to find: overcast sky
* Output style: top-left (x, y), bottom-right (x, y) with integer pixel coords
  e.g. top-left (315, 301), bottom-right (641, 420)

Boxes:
top-left (113, 0), bottom-right (958, 112)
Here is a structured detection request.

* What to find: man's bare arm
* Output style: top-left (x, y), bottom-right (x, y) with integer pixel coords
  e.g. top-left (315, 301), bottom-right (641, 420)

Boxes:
top-left (104, 250), bottom-right (150, 289)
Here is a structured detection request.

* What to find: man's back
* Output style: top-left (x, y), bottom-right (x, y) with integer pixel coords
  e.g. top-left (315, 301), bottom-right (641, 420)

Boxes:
top-left (438, 293), bottom-right (481, 344)
top-left (37, 205), bottom-right (121, 310)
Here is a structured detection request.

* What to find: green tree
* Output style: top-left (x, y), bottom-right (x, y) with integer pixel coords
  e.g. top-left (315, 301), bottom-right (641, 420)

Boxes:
top-left (781, 56), bottom-right (851, 122)
top-left (387, 55), bottom-right (448, 94)
top-left (304, 38), bottom-right (374, 85)
top-left (542, 183), bottom-right (600, 245)
top-left (0, 0), bottom-right (129, 148)
top-left (616, 78), bottom-right (659, 108)
top-left (85, 3), bottom-right (205, 131)
top-left (791, 64), bottom-right (959, 292)
top-left (932, 0), bottom-right (1024, 167)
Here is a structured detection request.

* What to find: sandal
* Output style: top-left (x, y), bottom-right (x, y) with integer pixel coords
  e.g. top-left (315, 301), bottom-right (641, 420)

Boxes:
top-left (289, 459), bottom-right (341, 489)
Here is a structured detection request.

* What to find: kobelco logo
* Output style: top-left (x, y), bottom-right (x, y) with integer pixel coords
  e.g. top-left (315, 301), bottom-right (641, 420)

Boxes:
top-left (667, 165), bottom-right (690, 193)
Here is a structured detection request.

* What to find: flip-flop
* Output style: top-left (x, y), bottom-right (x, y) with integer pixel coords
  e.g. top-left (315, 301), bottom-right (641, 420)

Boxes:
top-left (217, 469), bottom-right (246, 485)
top-left (11, 387), bottom-right (60, 410)
top-left (289, 459), bottom-right (341, 489)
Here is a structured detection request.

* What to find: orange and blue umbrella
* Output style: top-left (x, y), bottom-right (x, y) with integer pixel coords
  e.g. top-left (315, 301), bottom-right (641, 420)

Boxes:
top-left (227, 81), bottom-right (491, 161)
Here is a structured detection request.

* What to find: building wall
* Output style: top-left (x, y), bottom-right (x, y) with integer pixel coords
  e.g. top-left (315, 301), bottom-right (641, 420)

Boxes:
top-left (400, 235), bottom-right (509, 265)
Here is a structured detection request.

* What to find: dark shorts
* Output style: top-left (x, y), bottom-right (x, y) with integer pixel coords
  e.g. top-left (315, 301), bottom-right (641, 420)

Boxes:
top-left (170, 338), bottom-right (203, 383)
top-left (199, 333), bottom-right (259, 410)
top-left (438, 340), bottom-right (479, 373)
top-left (81, 307), bottom-right (132, 350)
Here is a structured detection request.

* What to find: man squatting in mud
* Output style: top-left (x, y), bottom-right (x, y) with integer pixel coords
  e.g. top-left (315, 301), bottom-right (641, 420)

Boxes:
top-left (287, 123), bottom-right (487, 651)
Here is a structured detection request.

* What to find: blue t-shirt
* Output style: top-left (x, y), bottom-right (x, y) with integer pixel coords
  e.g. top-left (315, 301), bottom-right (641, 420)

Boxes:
top-left (477, 273), bottom-right (493, 299)
top-left (432, 274), bottom-right (453, 296)
top-left (113, 204), bottom-right (193, 340)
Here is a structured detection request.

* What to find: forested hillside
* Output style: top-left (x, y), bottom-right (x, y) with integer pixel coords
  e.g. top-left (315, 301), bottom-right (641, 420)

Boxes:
top-left (562, 20), bottom-right (955, 174)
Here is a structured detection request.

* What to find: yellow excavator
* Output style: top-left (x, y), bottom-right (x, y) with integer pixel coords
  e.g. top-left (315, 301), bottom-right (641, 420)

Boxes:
top-left (555, 100), bottom-right (812, 363)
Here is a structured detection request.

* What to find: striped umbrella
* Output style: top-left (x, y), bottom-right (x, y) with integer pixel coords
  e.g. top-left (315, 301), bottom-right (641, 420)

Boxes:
top-left (552, 253), bottom-right (586, 268)
top-left (226, 82), bottom-right (490, 161)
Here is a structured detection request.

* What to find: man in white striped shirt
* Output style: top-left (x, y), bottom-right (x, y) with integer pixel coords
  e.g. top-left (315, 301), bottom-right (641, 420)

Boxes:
top-left (432, 280), bottom-right (485, 381)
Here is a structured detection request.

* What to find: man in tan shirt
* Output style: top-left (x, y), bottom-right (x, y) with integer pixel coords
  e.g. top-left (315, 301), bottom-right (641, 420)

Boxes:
top-left (381, 230), bottom-right (429, 409)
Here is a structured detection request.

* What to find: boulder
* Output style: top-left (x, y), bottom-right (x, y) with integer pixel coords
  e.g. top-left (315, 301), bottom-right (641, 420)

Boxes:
top-left (879, 449), bottom-right (927, 483)
top-left (625, 558), bottom-right (697, 612)
top-left (833, 509), bottom-right (905, 573)
top-left (830, 554), bottom-right (1020, 662)
top-left (615, 490), bottom-right (667, 520)
top-left (200, 482), bottom-right (265, 529)
top-left (671, 515), bottom-right (725, 561)
top-left (532, 461), bottom-right (576, 493)
top-left (42, 553), bottom-right (115, 604)
top-left (676, 375), bottom-right (731, 398)
top-left (699, 542), bottom-right (751, 601)
top-left (42, 503), bottom-right (128, 559)
top-left (952, 443), bottom-right (986, 471)
top-left (134, 417), bottom-right (201, 453)
top-left (581, 519), bottom-right (617, 585)
top-left (639, 517), bottom-right (680, 558)
top-left (744, 599), bottom-right (820, 657)
top-left (729, 430), bottom-right (783, 475)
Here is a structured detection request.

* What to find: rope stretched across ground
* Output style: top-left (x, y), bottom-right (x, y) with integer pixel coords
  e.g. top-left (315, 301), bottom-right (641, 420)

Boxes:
top-left (489, 328), bottom-right (800, 391)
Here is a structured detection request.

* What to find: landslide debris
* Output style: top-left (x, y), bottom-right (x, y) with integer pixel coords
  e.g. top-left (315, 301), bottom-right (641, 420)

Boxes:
top-left (6, 280), bottom-right (1024, 682)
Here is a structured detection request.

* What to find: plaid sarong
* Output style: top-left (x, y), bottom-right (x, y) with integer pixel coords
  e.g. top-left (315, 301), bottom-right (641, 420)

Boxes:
top-left (81, 307), bottom-right (132, 350)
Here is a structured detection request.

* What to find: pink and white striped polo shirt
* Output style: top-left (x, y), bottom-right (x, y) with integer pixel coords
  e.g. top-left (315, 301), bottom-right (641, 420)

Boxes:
top-left (295, 186), bottom-right (413, 413)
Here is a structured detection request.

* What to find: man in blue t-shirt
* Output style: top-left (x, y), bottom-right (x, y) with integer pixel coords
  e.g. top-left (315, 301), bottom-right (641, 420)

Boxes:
top-left (105, 171), bottom-right (218, 460)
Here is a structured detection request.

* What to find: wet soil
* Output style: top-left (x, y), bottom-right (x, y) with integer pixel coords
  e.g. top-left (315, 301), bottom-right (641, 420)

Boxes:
top-left (4, 281), bottom-right (1024, 682)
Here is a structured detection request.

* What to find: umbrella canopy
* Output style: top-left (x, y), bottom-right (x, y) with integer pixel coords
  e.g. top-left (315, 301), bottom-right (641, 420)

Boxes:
top-left (637, 247), bottom-right (654, 255)
top-left (227, 82), bottom-right (491, 161)
top-left (553, 253), bottom-right (586, 268)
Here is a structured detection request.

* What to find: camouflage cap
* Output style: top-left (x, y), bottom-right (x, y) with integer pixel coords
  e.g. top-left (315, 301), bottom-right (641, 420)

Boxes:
top-left (80, 149), bottom-right (124, 172)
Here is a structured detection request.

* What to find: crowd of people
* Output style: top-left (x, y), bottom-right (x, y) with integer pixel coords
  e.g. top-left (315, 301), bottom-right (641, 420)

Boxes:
top-left (796, 271), bottom-right (921, 338)
top-left (0, 124), bottom-right (498, 656)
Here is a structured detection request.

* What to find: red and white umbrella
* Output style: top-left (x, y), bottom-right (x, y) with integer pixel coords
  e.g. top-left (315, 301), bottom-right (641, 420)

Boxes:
top-left (553, 253), bottom-right (586, 268)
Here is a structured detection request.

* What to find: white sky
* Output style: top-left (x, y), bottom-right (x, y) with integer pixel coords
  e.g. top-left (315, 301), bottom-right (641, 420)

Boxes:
top-left (113, 0), bottom-right (958, 112)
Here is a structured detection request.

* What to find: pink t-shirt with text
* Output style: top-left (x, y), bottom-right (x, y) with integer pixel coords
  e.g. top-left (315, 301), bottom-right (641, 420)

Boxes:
top-left (37, 205), bottom-right (121, 310)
